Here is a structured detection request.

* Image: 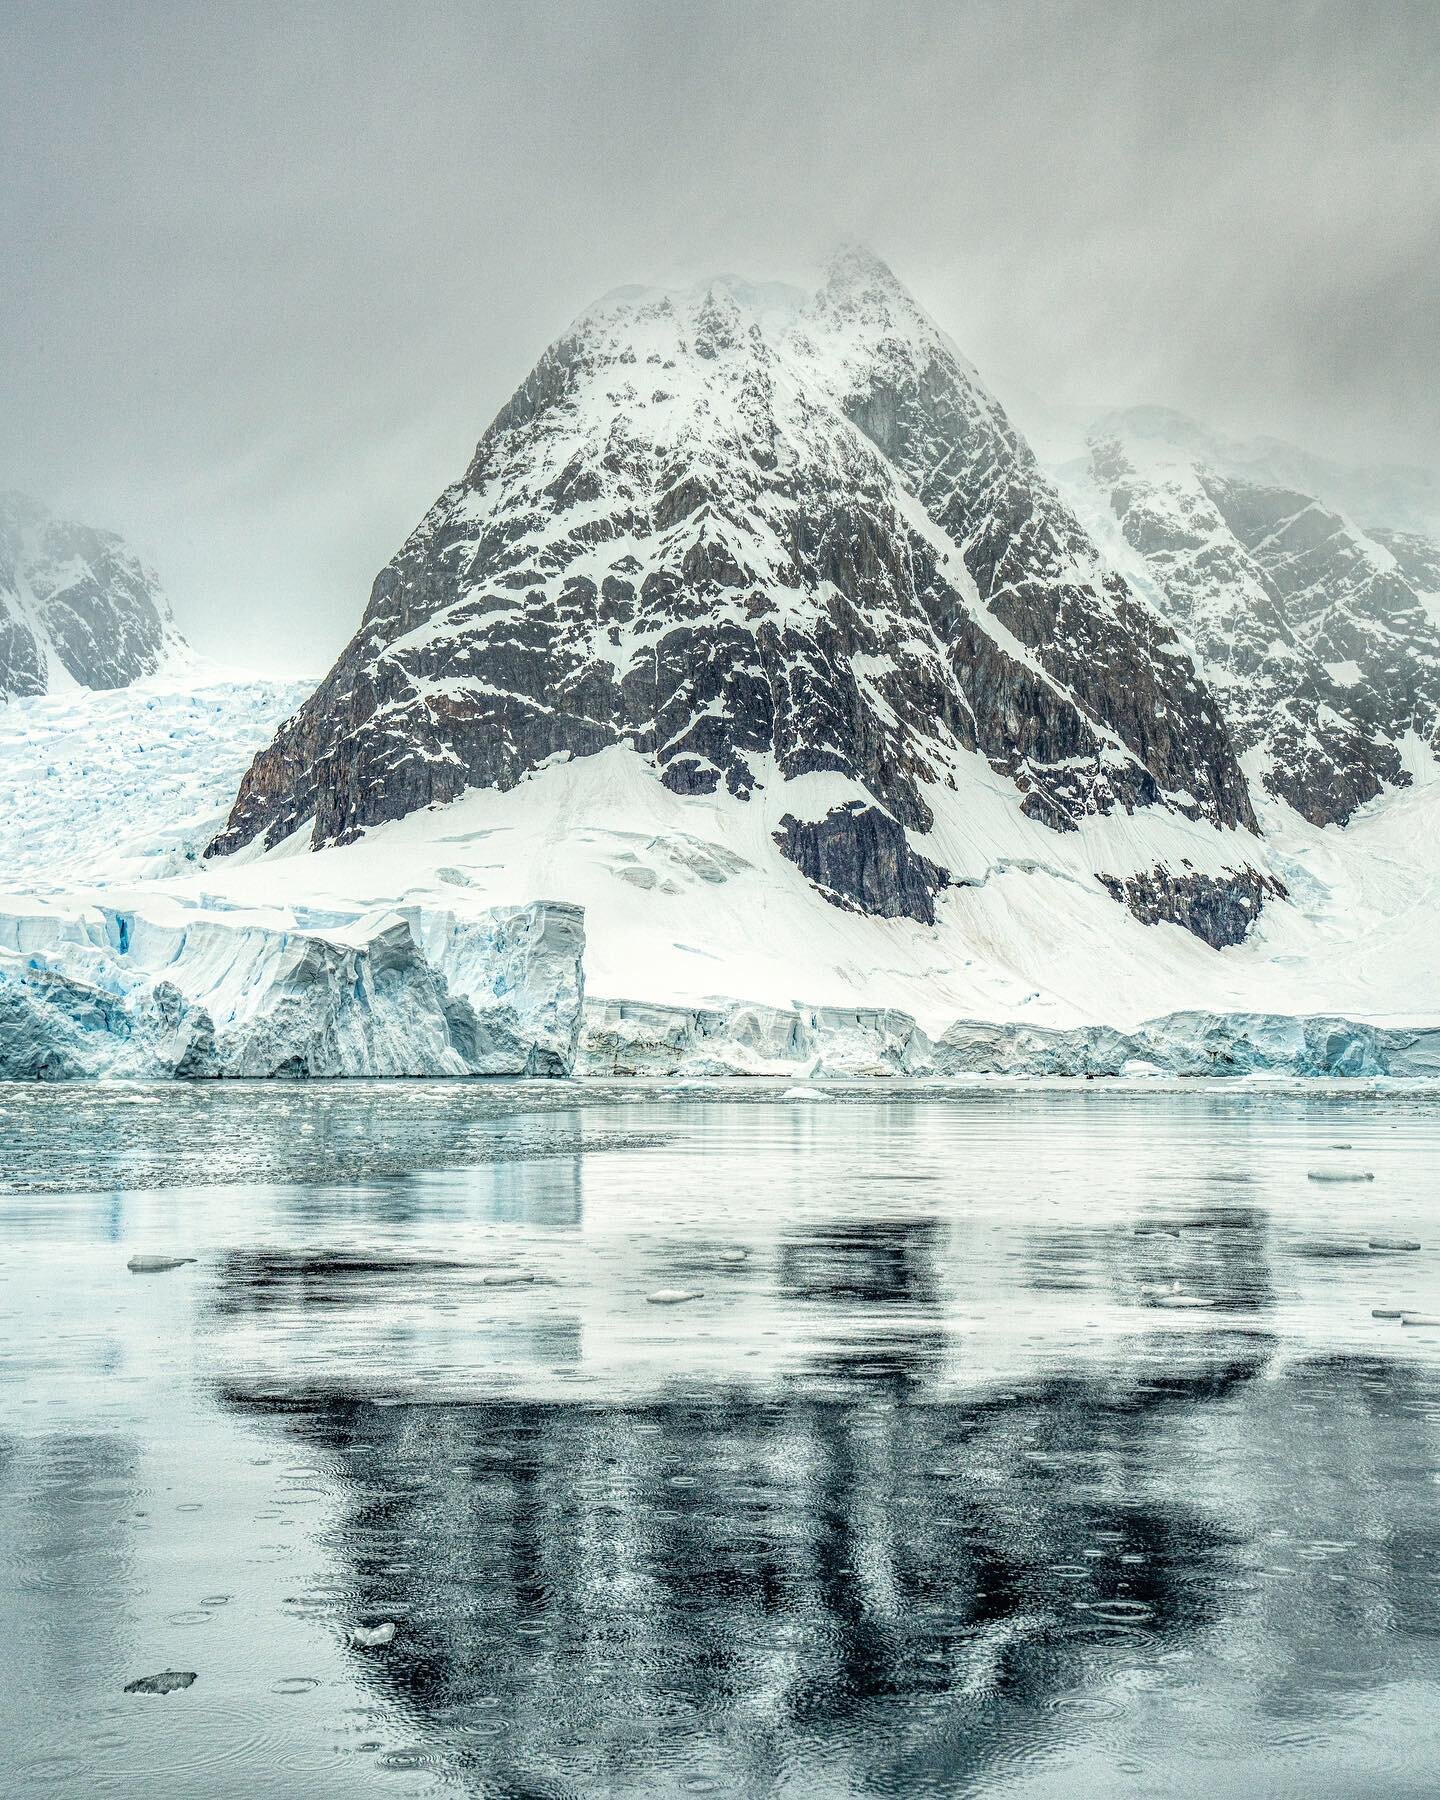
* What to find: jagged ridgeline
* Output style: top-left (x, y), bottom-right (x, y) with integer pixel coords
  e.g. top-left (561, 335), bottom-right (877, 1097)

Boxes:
top-left (0, 493), bottom-right (183, 697)
top-left (208, 248), bottom-right (1268, 941)
top-left (1086, 410), bottom-right (1440, 827)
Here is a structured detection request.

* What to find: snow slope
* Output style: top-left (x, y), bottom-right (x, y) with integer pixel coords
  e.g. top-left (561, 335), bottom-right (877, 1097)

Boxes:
top-left (0, 668), bottom-right (312, 887)
top-left (175, 734), bottom-right (1440, 1034)
top-left (2, 615), bottom-right (1439, 1067)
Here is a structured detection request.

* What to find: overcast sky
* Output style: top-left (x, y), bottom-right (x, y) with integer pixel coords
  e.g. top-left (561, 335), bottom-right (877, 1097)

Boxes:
top-left (2, 0), bottom-right (1437, 673)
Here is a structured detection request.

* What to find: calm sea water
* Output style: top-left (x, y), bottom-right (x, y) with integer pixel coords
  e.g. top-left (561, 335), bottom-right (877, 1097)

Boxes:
top-left (1, 1080), bottom-right (1437, 1797)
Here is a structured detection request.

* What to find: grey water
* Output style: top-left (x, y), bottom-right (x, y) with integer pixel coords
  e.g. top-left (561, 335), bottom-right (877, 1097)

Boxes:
top-left (1, 1081), bottom-right (1437, 1798)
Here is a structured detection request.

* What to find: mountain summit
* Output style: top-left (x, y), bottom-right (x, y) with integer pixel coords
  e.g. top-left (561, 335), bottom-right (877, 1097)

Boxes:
top-left (210, 251), bottom-right (1268, 943)
top-left (0, 493), bottom-right (184, 699)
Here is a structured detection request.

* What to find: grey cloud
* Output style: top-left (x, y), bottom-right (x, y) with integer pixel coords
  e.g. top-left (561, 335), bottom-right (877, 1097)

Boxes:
top-left (1, 0), bottom-right (1436, 669)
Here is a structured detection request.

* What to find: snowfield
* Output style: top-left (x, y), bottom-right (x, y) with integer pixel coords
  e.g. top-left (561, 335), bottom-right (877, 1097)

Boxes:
top-left (4, 668), bottom-right (1440, 1081)
top-left (193, 733), bottom-right (1440, 1035)
top-left (0, 668), bottom-right (312, 887)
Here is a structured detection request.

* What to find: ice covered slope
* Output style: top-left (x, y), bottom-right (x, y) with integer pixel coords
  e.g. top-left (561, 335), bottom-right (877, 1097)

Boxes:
top-left (0, 895), bottom-right (584, 1079)
top-left (1049, 409), bottom-right (1440, 825)
top-left (0, 493), bottom-right (186, 697)
top-left (0, 669), bottom-right (313, 887)
top-left (5, 673), bottom-right (1440, 1068)
top-left (209, 248), bottom-right (1267, 946)
top-left (184, 734), bottom-right (1440, 1037)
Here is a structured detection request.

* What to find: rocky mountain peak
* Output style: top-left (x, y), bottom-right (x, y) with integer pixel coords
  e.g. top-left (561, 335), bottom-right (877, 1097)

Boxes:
top-left (209, 257), bottom-right (1267, 946)
top-left (0, 493), bottom-right (185, 699)
top-left (1077, 414), bottom-right (1440, 824)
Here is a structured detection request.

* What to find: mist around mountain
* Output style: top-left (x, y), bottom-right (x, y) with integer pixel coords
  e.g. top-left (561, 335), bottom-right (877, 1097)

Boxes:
top-left (0, 492), bottom-right (185, 699)
top-left (5, 250), bottom-right (1440, 1071)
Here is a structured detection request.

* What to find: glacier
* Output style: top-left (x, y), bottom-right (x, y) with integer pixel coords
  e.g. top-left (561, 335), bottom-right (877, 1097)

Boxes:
top-left (0, 897), bottom-right (584, 1079)
top-left (576, 997), bottom-right (1440, 1081)
top-left (577, 999), bottom-right (933, 1078)
top-left (4, 665), bottom-right (1440, 1082)
top-left (5, 885), bottom-right (1440, 1083)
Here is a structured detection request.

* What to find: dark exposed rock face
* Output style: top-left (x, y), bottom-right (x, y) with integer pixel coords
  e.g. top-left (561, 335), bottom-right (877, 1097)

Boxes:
top-left (774, 804), bottom-right (949, 923)
top-left (0, 492), bottom-right (181, 697)
top-left (1087, 422), bottom-right (1440, 825)
top-left (1097, 865), bottom-right (1287, 950)
top-left (209, 251), bottom-right (1264, 942)
top-left (1371, 526), bottom-right (1440, 601)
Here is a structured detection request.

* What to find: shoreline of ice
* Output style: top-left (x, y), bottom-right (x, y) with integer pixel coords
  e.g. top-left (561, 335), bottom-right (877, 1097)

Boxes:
top-left (4, 889), bottom-right (1439, 1083)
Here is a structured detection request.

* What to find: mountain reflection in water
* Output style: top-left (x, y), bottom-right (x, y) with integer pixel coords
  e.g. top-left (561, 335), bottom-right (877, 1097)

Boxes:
top-left (0, 1083), bottom-right (1437, 1797)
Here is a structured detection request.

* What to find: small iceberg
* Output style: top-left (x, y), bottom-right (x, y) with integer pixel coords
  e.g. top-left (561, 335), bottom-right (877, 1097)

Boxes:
top-left (124, 1669), bottom-right (196, 1694)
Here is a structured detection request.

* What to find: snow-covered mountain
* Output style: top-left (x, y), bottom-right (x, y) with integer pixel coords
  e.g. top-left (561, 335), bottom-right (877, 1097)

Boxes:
top-left (7, 252), bottom-right (1440, 1082)
top-left (1059, 409), bottom-right (1440, 825)
top-left (209, 248), bottom-right (1270, 948)
top-left (0, 492), bottom-right (185, 698)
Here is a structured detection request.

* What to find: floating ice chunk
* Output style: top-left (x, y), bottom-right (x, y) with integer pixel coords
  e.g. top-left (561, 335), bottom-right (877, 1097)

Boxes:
top-left (127, 1254), bottom-right (195, 1273)
top-left (783, 1086), bottom-right (832, 1101)
top-left (646, 1288), bottom-right (704, 1305)
top-left (1368, 1236), bottom-right (1421, 1252)
top-left (481, 1271), bottom-right (537, 1286)
top-left (1307, 1170), bottom-right (1375, 1183)
top-left (351, 1622), bottom-right (397, 1648)
top-left (124, 1669), bottom-right (197, 1694)
top-left (1151, 1294), bottom-right (1217, 1309)
top-left (1401, 1314), bottom-right (1440, 1327)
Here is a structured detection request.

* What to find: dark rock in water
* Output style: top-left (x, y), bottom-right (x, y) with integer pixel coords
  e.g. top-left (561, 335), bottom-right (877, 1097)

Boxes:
top-left (1097, 866), bottom-right (1286, 949)
top-left (124, 1670), bottom-right (197, 1695)
top-left (1292, 1239), bottom-right (1379, 1260)
top-left (206, 252), bottom-right (1264, 942)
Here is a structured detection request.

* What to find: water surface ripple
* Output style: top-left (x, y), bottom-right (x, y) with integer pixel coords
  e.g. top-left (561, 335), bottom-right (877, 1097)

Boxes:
top-left (0, 1081), bottom-right (1436, 1796)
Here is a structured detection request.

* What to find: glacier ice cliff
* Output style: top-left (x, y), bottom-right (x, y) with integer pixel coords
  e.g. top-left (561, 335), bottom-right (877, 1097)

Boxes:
top-left (4, 894), bottom-right (1438, 1084)
top-left (932, 1011), bottom-right (1440, 1079)
top-left (0, 899), bottom-right (584, 1079)
top-left (577, 998), bottom-right (933, 1078)
top-left (575, 998), bottom-right (1440, 1080)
